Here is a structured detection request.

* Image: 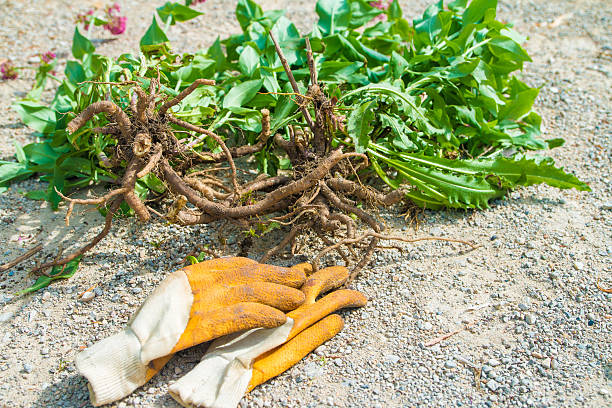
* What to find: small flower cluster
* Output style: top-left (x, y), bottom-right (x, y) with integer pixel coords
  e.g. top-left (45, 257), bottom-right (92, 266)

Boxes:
top-left (370, 0), bottom-right (392, 21)
top-left (75, 3), bottom-right (126, 36)
top-left (40, 51), bottom-right (56, 64)
top-left (1, 61), bottom-right (18, 80)
top-left (104, 3), bottom-right (127, 35)
top-left (370, 0), bottom-right (392, 10)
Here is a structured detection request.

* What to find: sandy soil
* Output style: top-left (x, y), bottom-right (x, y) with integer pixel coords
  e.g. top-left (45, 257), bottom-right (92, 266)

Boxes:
top-left (0, 1), bottom-right (610, 407)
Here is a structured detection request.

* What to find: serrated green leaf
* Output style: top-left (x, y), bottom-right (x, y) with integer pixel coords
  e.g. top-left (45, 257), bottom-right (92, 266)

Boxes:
top-left (348, 99), bottom-right (377, 153)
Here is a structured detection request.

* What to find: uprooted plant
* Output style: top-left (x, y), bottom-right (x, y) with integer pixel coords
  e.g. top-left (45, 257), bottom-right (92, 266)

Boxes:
top-left (3, 0), bottom-right (589, 286)
top-left (35, 37), bottom-right (477, 281)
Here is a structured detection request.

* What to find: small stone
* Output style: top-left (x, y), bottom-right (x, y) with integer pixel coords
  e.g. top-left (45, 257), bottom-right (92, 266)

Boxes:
top-left (573, 261), bottom-right (584, 271)
top-left (487, 358), bottom-right (501, 367)
top-left (41, 347), bottom-right (49, 356)
top-left (540, 358), bottom-right (551, 369)
top-left (525, 314), bottom-right (536, 325)
top-left (0, 312), bottom-right (13, 323)
top-left (486, 379), bottom-right (500, 392)
top-left (303, 362), bottom-right (323, 379)
top-left (23, 363), bottom-right (33, 373)
top-left (80, 291), bottom-right (95, 302)
top-left (131, 287), bottom-right (143, 295)
top-left (41, 291), bottom-right (51, 301)
top-left (599, 388), bottom-right (609, 396)
top-left (445, 360), bottom-right (457, 369)
top-left (174, 366), bottom-right (183, 375)
top-left (28, 310), bottom-right (37, 322)
top-left (384, 354), bottom-right (400, 364)
top-left (518, 303), bottom-right (529, 311)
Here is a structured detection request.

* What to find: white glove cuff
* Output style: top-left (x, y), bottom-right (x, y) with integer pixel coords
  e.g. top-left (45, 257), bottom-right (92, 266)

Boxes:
top-left (75, 329), bottom-right (147, 407)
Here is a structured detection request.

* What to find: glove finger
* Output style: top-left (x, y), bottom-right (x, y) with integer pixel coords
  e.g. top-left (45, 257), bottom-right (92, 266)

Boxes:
top-left (182, 256), bottom-right (259, 289)
top-left (227, 282), bottom-right (305, 311)
top-left (171, 302), bottom-right (287, 353)
top-left (246, 314), bottom-right (344, 392)
top-left (231, 262), bottom-right (309, 288)
top-left (300, 266), bottom-right (349, 304)
top-left (287, 289), bottom-right (366, 339)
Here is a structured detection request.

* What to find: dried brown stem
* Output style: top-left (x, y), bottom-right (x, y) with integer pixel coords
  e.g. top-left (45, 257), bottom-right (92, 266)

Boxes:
top-left (31, 198), bottom-right (122, 273)
top-left (269, 31), bottom-right (315, 131)
top-left (159, 78), bottom-right (216, 116)
top-left (0, 244), bottom-right (43, 273)
top-left (55, 187), bottom-right (128, 226)
top-left (260, 221), bottom-right (312, 263)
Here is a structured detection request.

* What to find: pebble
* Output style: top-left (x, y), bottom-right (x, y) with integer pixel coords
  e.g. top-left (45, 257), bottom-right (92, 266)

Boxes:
top-left (525, 314), bottom-right (536, 325)
top-left (22, 363), bottom-right (33, 374)
top-left (80, 291), bottom-right (95, 302)
top-left (384, 354), bottom-right (400, 364)
top-left (131, 287), bottom-right (143, 294)
top-left (41, 291), bottom-right (51, 301)
top-left (487, 358), bottom-right (501, 367)
top-left (445, 360), bottom-right (457, 369)
top-left (486, 379), bottom-right (501, 392)
top-left (0, 312), bottom-right (13, 323)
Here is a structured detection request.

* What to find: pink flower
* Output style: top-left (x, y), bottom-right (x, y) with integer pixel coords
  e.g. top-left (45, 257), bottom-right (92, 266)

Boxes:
top-left (40, 51), bottom-right (56, 64)
top-left (76, 9), bottom-right (94, 30)
top-left (370, 0), bottom-right (392, 20)
top-left (370, 0), bottom-right (391, 10)
top-left (107, 3), bottom-right (120, 16)
top-left (104, 15), bottom-right (126, 35)
top-left (0, 60), bottom-right (18, 80)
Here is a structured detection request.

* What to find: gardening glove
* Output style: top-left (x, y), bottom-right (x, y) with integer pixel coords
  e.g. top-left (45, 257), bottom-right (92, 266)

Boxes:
top-left (75, 257), bottom-right (310, 407)
top-left (168, 265), bottom-right (367, 408)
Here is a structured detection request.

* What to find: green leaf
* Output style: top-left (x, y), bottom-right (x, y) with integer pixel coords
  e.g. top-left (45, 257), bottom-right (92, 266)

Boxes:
top-left (348, 99), bottom-right (377, 153)
top-left (236, 0), bottom-right (264, 30)
top-left (140, 17), bottom-right (170, 52)
top-left (462, 0), bottom-right (497, 26)
top-left (14, 142), bottom-right (26, 164)
top-left (238, 45), bottom-right (261, 77)
top-left (72, 27), bottom-right (95, 60)
top-left (15, 256), bottom-right (82, 296)
top-left (499, 87), bottom-right (539, 122)
top-left (316, 0), bottom-right (351, 35)
top-left (157, 2), bottom-right (203, 25)
top-left (12, 101), bottom-right (56, 134)
top-left (222, 79), bottom-right (264, 109)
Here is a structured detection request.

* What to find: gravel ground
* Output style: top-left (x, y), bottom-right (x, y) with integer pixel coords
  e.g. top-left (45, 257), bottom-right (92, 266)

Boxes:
top-left (0, 0), bottom-right (610, 407)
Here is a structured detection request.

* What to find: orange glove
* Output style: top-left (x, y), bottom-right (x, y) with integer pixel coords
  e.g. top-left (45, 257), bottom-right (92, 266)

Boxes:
top-left (75, 257), bottom-right (309, 406)
top-left (169, 266), bottom-right (366, 408)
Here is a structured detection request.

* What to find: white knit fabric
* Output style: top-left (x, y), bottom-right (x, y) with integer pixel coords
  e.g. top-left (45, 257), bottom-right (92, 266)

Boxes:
top-left (75, 270), bottom-right (194, 406)
top-left (75, 329), bottom-right (145, 406)
top-left (169, 318), bottom-right (294, 408)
